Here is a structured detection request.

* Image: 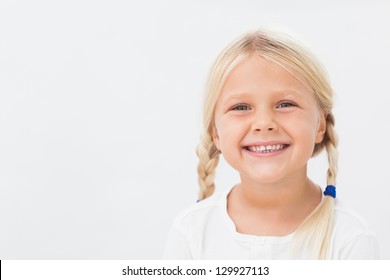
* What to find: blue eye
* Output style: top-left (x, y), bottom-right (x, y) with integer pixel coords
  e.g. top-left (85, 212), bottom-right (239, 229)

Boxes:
top-left (231, 104), bottom-right (251, 111)
top-left (277, 102), bottom-right (295, 108)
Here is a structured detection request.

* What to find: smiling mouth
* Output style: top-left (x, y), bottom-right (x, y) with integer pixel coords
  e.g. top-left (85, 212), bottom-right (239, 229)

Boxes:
top-left (244, 144), bottom-right (290, 153)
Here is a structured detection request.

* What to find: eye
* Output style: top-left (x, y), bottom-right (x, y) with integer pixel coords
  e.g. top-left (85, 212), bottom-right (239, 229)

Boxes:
top-left (276, 102), bottom-right (296, 108)
top-left (231, 104), bottom-right (251, 111)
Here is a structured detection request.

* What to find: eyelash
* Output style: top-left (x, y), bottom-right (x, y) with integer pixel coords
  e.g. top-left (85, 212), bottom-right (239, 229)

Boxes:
top-left (231, 104), bottom-right (251, 111)
top-left (276, 102), bottom-right (296, 108)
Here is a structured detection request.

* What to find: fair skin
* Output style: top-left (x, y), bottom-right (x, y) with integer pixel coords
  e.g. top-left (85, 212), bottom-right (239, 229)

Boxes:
top-left (212, 54), bottom-right (326, 236)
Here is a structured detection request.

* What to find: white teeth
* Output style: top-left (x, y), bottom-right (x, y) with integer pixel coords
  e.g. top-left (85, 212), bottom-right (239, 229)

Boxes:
top-left (247, 144), bottom-right (286, 153)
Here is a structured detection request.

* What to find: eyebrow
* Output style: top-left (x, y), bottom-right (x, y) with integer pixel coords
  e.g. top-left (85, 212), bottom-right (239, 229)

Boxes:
top-left (222, 93), bottom-right (251, 103)
top-left (222, 90), bottom-right (304, 103)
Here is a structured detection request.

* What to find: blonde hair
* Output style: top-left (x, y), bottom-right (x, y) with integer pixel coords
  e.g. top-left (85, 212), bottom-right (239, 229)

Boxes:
top-left (196, 30), bottom-right (338, 259)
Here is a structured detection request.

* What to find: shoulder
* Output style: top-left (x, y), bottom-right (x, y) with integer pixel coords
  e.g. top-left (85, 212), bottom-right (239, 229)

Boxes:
top-left (163, 189), bottom-right (231, 259)
top-left (331, 200), bottom-right (379, 259)
top-left (333, 200), bottom-right (373, 236)
top-left (172, 192), bottom-right (225, 231)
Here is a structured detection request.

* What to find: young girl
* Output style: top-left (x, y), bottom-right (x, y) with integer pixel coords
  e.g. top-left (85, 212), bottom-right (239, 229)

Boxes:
top-left (163, 30), bottom-right (378, 259)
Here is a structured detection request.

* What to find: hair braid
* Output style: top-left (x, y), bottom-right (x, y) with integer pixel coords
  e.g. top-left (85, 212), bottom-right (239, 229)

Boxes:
top-left (324, 113), bottom-right (338, 186)
top-left (196, 133), bottom-right (220, 200)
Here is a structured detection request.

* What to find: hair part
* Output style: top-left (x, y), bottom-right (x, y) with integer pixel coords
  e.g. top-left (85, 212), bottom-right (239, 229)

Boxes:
top-left (196, 30), bottom-right (338, 259)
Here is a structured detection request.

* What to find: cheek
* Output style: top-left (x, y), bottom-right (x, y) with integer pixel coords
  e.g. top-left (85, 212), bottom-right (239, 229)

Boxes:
top-left (216, 118), bottom-right (247, 147)
top-left (284, 114), bottom-right (319, 143)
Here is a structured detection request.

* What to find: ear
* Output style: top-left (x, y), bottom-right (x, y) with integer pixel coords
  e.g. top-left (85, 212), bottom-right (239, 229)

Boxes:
top-left (315, 112), bottom-right (327, 143)
top-left (211, 124), bottom-right (221, 151)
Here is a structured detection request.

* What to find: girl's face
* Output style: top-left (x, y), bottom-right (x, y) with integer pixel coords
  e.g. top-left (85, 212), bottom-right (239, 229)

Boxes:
top-left (212, 55), bottom-right (326, 185)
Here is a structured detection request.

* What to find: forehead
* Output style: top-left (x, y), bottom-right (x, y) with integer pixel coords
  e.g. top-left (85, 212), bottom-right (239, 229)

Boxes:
top-left (219, 54), bottom-right (314, 101)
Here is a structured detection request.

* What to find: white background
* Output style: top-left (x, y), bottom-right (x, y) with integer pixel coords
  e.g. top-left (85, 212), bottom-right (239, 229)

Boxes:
top-left (0, 0), bottom-right (389, 259)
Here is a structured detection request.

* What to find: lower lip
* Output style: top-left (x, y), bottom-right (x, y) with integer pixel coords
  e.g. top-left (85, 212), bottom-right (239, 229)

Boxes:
top-left (242, 145), bottom-right (290, 158)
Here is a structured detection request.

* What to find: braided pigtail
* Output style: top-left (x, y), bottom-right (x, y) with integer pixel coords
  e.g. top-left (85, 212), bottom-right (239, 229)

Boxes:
top-left (196, 133), bottom-right (220, 200)
top-left (323, 113), bottom-right (338, 187)
top-left (292, 112), bottom-right (338, 259)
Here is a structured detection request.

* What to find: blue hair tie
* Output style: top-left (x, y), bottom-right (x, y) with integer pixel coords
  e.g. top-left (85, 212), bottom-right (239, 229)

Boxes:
top-left (323, 185), bottom-right (336, 198)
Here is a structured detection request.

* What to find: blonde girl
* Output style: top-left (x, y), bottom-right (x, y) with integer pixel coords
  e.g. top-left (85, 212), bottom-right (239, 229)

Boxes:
top-left (163, 30), bottom-right (378, 259)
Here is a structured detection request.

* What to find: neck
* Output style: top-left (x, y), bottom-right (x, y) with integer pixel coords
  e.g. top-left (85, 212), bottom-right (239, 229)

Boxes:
top-left (235, 169), bottom-right (318, 210)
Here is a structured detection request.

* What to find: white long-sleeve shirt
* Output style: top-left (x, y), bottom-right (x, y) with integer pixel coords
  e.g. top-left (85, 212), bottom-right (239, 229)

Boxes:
top-left (163, 186), bottom-right (379, 259)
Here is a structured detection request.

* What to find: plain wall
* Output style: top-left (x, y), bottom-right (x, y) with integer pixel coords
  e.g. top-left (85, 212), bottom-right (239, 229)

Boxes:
top-left (0, 0), bottom-right (389, 259)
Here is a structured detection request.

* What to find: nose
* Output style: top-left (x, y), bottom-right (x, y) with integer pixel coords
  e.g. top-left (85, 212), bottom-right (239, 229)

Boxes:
top-left (251, 108), bottom-right (278, 132)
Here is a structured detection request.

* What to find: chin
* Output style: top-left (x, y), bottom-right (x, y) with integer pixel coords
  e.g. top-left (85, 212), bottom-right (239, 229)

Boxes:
top-left (242, 172), bottom-right (285, 185)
